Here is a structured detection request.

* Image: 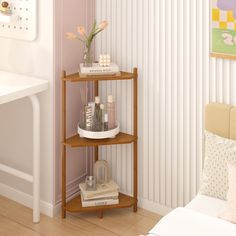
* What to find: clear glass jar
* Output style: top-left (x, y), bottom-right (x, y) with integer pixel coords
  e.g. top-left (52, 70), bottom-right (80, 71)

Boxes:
top-left (83, 44), bottom-right (93, 67)
top-left (85, 176), bottom-right (96, 191)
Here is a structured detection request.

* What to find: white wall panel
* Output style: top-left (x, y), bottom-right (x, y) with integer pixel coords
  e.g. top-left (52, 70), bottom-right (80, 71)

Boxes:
top-left (96, 0), bottom-right (236, 213)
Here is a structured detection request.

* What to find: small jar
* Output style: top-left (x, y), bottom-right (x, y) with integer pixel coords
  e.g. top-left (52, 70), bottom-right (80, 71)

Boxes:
top-left (85, 176), bottom-right (96, 191)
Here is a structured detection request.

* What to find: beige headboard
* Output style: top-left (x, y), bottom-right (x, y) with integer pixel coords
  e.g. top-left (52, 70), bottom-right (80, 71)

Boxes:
top-left (205, 103), bottom-right (236, 140)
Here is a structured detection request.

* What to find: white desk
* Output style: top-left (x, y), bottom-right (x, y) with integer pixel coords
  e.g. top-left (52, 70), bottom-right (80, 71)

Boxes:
top-left (0, 70), bottom-right (48, 223)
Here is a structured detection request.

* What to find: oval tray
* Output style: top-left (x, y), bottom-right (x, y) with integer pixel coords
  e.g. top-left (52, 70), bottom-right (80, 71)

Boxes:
top-left (77, 122), bottom-right (120, 139)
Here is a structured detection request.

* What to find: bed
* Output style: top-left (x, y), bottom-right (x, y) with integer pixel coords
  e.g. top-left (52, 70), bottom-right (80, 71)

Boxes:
top-left (147, 103), bottom-right (236, 236)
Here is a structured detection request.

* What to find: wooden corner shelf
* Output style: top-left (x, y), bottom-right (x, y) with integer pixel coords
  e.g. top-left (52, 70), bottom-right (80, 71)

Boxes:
top-left (61, 67), bottom-right (138, 219)
top-left (64, 132), bottom-right (137, 147)
top-left (65, 193), bottom-right (137, 213)
top-left (62, 71), bottom-right (136, 82)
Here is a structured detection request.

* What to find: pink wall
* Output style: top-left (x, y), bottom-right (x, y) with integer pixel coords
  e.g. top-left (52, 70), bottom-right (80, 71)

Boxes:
top-left (54, 0), bottom-right (95, 204)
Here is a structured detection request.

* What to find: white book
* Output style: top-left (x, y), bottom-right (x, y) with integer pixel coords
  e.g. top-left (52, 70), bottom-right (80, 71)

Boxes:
top-left (79, 63), bottom-right (120, 76)
top-left (79, 180), bottom-right (119, 199)
top-left (81, 191), bottom-right (119, 201)
top-left (81, 194), bottom-right (119, 207)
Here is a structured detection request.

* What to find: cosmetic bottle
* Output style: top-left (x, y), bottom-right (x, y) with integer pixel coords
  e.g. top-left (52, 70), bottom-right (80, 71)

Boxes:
top-left (93, 96), bottom-right (102, 131)
top-left (104, 113), bottom-right (109, 131)
top-left (107, 95), bottom-right (116, 129)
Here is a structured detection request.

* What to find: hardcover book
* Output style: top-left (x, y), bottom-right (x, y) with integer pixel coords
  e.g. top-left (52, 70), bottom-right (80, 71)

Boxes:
top-left (81, 191), bottom-right (119, 201)
top-left (81, 194), bottom-right (119, 207)
top-left (79, 63), bottom-right (120, 77)
top-left (79, 180), bottom-right (119, 199)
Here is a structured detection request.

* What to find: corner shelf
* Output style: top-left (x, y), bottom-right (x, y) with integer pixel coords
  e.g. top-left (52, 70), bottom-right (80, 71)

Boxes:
top-left (65, 193), bottom-right (136, 213)
top-left (61, 68), bottom-right (138, 219)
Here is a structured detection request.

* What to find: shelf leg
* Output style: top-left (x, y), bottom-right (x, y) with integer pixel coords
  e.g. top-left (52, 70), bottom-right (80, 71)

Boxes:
top-left (98, 210), bottom-right (103, 219)
top-left (133, 141), bottom-right (138, 212)
top-left (94, 81), bottom-right (99, 163)
top-left (95, 146), bottom-right (99, 162)
top-left (29, 95), bottom-right (40, 223)
top-left (61, 145), bottom-right (66, 218)
top-left (133, 68), bottom-right (138, 213)
top-left (61, 76), bottom-right (67, 219)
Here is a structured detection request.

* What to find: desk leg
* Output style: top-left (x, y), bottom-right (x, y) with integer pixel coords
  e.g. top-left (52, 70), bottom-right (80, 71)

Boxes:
top-left (29, 95), bottom-right (40, 223)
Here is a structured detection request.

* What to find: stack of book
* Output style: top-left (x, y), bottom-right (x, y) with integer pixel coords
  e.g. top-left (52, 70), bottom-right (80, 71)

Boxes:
top-left (79, 63), bottom-right (120, 78)
top-left (79, 180), bottom-right (119, 207)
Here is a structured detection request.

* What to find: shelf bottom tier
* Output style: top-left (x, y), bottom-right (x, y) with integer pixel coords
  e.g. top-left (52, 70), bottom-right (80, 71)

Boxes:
top-left (65, 193), bottom-right (137, 212)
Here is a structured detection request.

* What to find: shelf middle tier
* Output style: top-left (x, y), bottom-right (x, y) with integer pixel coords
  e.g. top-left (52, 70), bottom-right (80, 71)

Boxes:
top-left (64, 132), bottom-right (137, 147)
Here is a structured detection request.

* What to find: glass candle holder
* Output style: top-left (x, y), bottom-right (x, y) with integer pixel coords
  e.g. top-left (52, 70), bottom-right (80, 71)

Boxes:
top-left (85, 176), bottom-right (96, 191)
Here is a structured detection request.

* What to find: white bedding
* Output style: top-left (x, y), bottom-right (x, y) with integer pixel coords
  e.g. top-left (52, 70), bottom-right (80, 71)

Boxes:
top-left (186, 194), bottom-right (227, 217)
top-left (148, 207), bottom-right (236, 236)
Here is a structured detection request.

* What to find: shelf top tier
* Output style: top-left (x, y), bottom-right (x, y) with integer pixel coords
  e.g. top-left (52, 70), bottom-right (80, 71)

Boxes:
top-left (62, 70), bottom-right (137, 82)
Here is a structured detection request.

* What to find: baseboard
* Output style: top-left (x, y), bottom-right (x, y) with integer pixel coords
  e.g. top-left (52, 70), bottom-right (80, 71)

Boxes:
top-left (0, 182), bottom-right (54, 217)
top-left (0, 184), bottom-right (172, 218)
top-left (138, 197), bottom-right (172, 216)
top-left (53, 190), bottom-right (80, 216)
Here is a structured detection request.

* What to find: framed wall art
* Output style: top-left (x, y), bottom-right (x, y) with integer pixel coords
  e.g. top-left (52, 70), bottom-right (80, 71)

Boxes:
top-left (211, 0), bottom-right (236, 60)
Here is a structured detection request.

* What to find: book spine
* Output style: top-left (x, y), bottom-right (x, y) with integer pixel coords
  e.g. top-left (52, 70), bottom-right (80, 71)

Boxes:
top-left (81, 189), bottom-right (119, 199)
top-left (80, 65), bottom-right (119, 74)
top-left (82, 193), bottom-right (119, 201)
top-left (79, 72), bottom-right (121, 78)
top-left (84, 68), bottom-right (119, 73)
top-left (82, 198), bottom-right (119, 207)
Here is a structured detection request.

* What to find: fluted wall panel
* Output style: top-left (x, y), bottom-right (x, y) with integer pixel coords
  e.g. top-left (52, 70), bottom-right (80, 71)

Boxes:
top-left (95, 0), bottom-right (236, 214)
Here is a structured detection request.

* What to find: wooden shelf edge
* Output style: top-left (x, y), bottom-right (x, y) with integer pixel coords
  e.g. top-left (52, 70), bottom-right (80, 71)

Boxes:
top-left (62, 71), bottom-right (137, 82)
top-left (65, 193), bottom-right (137, 213)
top-left (64, 132), bottom-right (138, 147)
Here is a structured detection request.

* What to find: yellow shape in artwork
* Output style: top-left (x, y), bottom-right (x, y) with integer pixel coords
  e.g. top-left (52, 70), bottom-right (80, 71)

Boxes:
top-left (234, 23), bottom-right (236, 30)
top-left (219, 22), bottom-right (227, 29)
top-left (212, 8), bottom-right (220, 21)
top-left (227, 11), bottom-right (235, 22)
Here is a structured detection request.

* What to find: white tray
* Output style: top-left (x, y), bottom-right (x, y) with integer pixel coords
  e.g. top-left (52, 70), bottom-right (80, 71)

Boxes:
top-left (77, 122), bottom-right (120, 139)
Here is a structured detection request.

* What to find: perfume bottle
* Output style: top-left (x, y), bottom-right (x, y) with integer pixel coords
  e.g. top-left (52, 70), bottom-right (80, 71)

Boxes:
top-left (93, 96), bottom-right (102, 131)
top-left (107, 95), bottom-right (116, 129)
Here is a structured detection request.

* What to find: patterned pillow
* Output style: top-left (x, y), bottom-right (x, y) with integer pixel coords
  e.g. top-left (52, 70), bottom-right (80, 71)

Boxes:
top-left (219, 163), bottom-right (236, 223)
top-left (199, 131), bottom-right (236, 200)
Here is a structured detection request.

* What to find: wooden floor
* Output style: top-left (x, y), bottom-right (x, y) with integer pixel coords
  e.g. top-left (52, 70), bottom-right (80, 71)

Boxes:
top-left (0, 196), bottom-right (161, 236)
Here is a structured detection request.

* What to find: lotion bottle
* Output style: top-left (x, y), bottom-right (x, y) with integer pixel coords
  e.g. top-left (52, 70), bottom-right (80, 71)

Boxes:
top-left (107, 95), bottom-right (116, 129)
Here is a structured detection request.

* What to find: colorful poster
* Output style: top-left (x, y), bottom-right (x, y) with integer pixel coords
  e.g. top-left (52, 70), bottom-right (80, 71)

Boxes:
top-left (211, 0), bottom-right (236, 59)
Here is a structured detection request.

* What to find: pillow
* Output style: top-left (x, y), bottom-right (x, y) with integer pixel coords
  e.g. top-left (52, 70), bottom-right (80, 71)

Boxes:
top-left (199, 131), bottom-right (236, 200)
top-left (219, 163), bottom-right (236, 224)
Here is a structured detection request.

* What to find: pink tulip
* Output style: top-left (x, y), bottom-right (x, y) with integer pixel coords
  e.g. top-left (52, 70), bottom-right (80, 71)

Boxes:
top-left (66, 32), bottom-right (77, 39)
top-left (77, 26), bottom-right (87, 38)
top-left (98, 20), bottom-right (108, 30)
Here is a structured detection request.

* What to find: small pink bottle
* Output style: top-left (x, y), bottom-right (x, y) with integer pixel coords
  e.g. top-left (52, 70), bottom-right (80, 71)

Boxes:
top-left (107, 95), bottom-right (116, 129)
